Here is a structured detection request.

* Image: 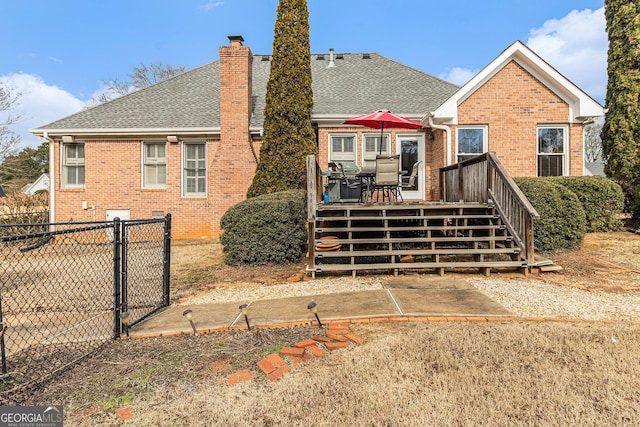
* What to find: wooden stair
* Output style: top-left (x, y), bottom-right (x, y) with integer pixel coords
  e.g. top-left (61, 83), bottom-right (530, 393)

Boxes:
top-left (307, 202), bottom-right (526, 277)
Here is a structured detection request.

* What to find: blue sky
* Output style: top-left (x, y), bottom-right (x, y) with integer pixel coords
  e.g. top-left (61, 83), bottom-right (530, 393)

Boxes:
top-left (1, 0), bottom-right (606, 149)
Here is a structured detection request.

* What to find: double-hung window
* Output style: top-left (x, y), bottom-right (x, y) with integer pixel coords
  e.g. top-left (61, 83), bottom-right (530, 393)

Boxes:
top-left (183, 142), bottom-right (206, 196)
top-left (363, 133), bottom-right (390, 167)
top-left (537, 126), bottom-right (567, 176)
top-left (456, 126), bottom-right (486, 162)
top-left (62, 143), bottom-right (85, 188)
top-left (143, 142), bottom-right (167, 188)
top-left (329, 134), bottom-right (356, 164)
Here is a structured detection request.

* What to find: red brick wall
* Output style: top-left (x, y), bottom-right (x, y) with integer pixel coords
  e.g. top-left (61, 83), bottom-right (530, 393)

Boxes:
top-left (53, 38), bottom-right (261, 239)
top-left (455, 60), bottom-right (583, 177)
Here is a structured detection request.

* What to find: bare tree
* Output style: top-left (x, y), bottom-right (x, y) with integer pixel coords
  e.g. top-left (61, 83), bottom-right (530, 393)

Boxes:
top-left (584, 121), bottom-right (604, 163)
top-left (88, 62), bottom-right (186, 106)
top-left (0, 85), bottom-right (22, 162)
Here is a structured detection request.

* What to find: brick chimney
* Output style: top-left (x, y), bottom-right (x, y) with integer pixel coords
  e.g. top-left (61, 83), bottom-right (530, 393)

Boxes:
top-left (212, 35), bottom-right (255, 238)
top-left (219, 35), bottom-right (253, 138)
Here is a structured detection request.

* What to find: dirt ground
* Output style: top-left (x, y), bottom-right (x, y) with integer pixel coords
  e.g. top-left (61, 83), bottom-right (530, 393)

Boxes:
top-left (169, 231), bottom-right (640, 300)
top-left (539, 232), bottom-right (640, 290)
top-left (14, 231), bottom-right (640, 425)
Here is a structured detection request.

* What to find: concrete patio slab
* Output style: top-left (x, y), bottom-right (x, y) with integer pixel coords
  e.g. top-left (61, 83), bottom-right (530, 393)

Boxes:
top-left (130, 301), bottom-right (241, 336)
top-left (232, 290), bottom-right (399, 327)
top-left (390, 289), bottom-right (512, 317)
top-left (128, 281), bottom-right (513, 338)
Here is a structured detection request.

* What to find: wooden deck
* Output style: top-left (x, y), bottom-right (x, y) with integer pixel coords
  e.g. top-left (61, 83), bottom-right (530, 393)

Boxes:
top-left (306, 154), bottom-right (539, 278)
top-left (308, 202), bottom-right (524, 277)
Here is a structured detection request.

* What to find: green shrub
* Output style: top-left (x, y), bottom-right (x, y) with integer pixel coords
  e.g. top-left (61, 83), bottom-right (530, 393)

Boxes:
top-left (547, 176), bottom-right (624, 232)
top-left (220, 189), bottom-right (307, 265)
top-left (514, 178), bottom-right (586, 252)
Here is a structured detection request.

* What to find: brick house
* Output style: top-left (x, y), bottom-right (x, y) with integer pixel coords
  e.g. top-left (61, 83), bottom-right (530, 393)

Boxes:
top-left (31, 36), bottom-right (603, 239)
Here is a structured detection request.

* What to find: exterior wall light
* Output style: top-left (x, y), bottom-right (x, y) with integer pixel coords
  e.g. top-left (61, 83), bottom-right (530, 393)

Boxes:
top-left (167, 135), bottom-right (179, 143)
top-left (307, 301), bottom-right (323, 327)
top-left (239, 304), bottom-right (251, 331)
top-left (182, 309), bottom-right (198, 336)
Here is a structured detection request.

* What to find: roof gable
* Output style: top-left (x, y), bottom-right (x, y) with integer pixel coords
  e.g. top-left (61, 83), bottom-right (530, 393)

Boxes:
top-left (23, 173), bottom-right (50, 195)
top-left (433, 40), bottom-right (604, 124)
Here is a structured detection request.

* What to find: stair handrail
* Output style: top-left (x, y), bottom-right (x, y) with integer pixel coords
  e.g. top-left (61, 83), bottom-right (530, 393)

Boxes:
top-left (439, 152), bottom-right (539, 264)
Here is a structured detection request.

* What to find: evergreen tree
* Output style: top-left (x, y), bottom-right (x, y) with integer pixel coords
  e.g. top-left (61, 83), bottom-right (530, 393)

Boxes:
top-left (0, 142), bottom-right (48, 194)
top-left (602, 0), bottom-right (640, 226)
top-left (247, 0), bottom-right (317, 198)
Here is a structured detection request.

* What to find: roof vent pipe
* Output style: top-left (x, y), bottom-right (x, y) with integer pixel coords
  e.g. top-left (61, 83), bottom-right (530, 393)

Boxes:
top-left (327, 48), bottom-right (336, 68)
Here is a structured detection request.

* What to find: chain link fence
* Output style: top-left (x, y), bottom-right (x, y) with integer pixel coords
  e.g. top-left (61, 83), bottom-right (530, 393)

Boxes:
top-left (0, 215), bottom-right (171, 403)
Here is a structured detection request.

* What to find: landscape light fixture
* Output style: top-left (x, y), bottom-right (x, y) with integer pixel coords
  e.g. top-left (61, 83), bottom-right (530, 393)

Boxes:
top-left (182, 309), bottom-right (198, 336)
top-left (239, 304), bottom-right (251, 331)
top-left (120, 311), bottom-right (130, 338)
top-left (307, 301), bottom-right (323, 327)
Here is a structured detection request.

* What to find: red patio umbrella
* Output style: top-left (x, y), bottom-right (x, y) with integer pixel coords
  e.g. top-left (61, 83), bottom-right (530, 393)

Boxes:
top-left (343, 110), bottom-right (425, 154)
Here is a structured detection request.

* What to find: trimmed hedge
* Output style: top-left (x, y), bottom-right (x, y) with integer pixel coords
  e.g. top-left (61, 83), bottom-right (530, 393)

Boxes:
top-left (514, 178), bottom-right (586, 252)
top-left (220, 189), bottom-right (307, 265)
top-left (547, 176), bottom-right (624, 232)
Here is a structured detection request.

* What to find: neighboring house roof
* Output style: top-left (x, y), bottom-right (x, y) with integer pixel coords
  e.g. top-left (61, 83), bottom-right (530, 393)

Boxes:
top-left (433, 40), bottom-right (604, 124)
top-left (22, 173), bottom-right (50, 195)
top-left (31, 52), bottom-right (459, 136)
top-left (585, 162), bottom-right (606, 177)
top-left (0, 184), bottom-right (6, 198)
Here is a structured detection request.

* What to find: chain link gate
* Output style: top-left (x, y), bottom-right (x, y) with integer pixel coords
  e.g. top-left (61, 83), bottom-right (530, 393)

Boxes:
top-left (0, 214), bottom-right (171, 402)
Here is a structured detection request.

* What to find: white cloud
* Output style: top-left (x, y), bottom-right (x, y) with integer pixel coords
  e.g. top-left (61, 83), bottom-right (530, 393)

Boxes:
top-left (201, 1), bottom-right (224, 12)
top-left (441, 8), bottom-right (607, 102)
top-left (526, 7), bottom-right (607, 102)
top-left (0, 73), bottom-right (85, 149)
top-left (439, 67), bottom-right (477, 86)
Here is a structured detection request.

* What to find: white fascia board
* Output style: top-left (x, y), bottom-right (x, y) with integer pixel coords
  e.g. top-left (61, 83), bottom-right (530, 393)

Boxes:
top-left (30, 127), bottom-right (221, 138)
top-left (432, 41), bottom-right (604, 124)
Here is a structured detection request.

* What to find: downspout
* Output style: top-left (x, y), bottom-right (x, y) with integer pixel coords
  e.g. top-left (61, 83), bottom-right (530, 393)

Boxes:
top-left (427, 113), bottom-right (452, 165)
top-left (42, 132), bottom-right (55, 227)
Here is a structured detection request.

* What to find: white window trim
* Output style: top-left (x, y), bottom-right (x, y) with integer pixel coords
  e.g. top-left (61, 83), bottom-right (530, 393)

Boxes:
top-left (536, 125), bottom-right (569, 177)
top-left (456, 125), bottom-right (487, 163)
top-left (328, 133), bottom-right (358, 165)
top-left (60, 142), bottom-right (85, 189)
top-left (181, 141), bottom-right (207, 197)
top-left (142, 141), bottom-right (167, 189)
top-left (362, 132), bottom-right (391, 167)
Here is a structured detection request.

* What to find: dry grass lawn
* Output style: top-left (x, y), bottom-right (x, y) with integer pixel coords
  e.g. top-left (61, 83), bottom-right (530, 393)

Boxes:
top-left (25, 322), bottom-right (640, 426)
top-left (19, 231), bottom-right (640, 425)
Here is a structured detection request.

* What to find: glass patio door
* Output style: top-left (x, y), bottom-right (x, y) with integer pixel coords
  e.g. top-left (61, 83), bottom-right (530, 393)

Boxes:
top-left (396, 134), bottom-right (425, 200)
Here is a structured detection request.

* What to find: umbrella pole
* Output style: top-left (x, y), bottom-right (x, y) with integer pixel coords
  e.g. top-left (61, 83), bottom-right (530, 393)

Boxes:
top-left (379, 123), bottom-right (385, 154)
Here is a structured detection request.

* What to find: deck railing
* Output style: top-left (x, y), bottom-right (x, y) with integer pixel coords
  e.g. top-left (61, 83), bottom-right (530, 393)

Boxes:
top-left (306, 155), bottom-right (325, 264)
top-left (439, 152), bottom-right (539, 263)
top-left (306, 155), bottom-right (324, 222)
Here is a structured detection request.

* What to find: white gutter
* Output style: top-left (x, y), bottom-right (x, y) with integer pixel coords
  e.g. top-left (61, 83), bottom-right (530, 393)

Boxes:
top-left (30, 127), bottom-right (222, 138)
top-left (427, 113), bottom-right (452, 165)
top-left (42, 132), bottom-right (55, 227)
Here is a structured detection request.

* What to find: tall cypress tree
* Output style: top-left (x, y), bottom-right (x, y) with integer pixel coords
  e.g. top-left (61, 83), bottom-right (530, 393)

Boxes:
top-left (247, 0), bottom-right (317, 198)
top-left (602, 0), bottom-right (640, 226)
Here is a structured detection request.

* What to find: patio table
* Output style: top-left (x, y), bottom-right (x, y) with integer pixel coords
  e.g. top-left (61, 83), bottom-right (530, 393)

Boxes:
top-left (356, 167), bottom-right (376, 203)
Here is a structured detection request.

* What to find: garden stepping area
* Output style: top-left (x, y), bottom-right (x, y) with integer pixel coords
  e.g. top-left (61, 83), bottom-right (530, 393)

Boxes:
top-left (217, 322), bottom-right (364, 385)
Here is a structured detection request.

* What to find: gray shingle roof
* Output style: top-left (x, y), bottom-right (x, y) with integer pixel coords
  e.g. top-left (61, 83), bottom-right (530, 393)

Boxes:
top-left (34, 52), bottom-right (459, 132)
